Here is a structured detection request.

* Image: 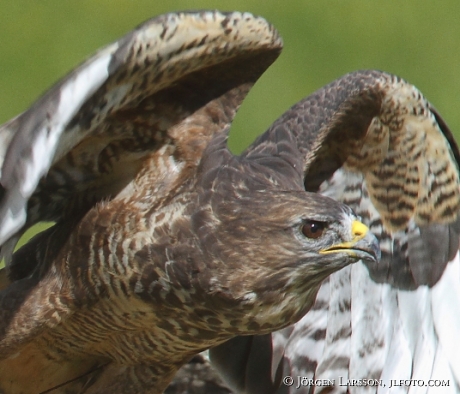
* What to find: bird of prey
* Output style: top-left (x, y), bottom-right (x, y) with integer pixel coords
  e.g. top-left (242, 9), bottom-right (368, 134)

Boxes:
top-left (210, 74), bottom-right (460, 392)
top-left (0, 11), bottom-right (380, 394)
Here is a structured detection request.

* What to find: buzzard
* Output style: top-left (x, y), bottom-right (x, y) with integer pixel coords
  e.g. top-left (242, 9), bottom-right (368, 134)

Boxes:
top-left (0, 11), bottom-right (380, 394)
top-left (0, 9), bottom-right (459, 394)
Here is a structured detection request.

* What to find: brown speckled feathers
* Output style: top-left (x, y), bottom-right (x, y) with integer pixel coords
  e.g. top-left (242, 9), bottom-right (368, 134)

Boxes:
top-left (0, 11), bottom-right (381, 394)
top-left (0, 10), bottom-right (286, 393)
top-left (1, 9), bottom-right (459, 394)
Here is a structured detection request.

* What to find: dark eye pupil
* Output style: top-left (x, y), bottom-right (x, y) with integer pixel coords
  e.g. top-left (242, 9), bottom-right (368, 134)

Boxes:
top-left (302, 220), bottom-right (325, 239)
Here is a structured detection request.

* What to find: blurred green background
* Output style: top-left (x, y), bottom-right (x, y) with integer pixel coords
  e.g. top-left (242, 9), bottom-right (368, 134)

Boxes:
top-left (0, 0), bottom-right (459, 259)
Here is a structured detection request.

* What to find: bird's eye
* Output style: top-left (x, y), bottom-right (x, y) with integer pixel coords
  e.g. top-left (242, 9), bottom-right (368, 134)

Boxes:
top-left (301, 220), bottom-right (326, 239)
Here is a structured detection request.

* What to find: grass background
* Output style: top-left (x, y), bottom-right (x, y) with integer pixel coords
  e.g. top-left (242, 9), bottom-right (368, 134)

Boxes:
top-left (1, 1), bottom-right (459, 260)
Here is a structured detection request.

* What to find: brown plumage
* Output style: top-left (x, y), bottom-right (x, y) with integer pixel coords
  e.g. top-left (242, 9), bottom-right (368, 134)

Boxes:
top-left (0, 11), bottom-right (379, 394)
top-left (2, 9), bottom-right (458, 394)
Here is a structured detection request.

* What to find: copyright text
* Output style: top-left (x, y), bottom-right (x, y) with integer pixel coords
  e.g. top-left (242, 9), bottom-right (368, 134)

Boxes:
top-left (282, 376), bottom-right (450, 389)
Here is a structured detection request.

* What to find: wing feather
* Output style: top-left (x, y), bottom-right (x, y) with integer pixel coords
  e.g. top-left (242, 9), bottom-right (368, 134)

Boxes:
top-left (0, 11), bottom-right (282, 263)
top-left (431, 254), bottom-right (460, 382)
top-left (213, 70), bottom-right (460, 393)
top-left (284, 71), bottom-right (460, 391)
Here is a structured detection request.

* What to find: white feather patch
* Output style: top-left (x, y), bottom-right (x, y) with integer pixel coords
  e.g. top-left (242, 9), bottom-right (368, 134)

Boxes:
top-left (431, 252), bottom-right (460, 384)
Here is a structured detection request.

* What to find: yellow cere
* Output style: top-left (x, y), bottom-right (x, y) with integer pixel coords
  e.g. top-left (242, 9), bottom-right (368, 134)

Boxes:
top-left (351, 220), bottom-right (369, 240)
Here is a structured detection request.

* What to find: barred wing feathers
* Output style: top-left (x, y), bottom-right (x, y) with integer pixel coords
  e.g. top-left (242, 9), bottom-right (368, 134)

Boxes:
top-left (211, 70), bottom-right (460, 393)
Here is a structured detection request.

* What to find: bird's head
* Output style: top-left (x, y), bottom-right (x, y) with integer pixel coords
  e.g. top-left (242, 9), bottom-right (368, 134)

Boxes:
top-left (194, 189), bottom-right (380, 332)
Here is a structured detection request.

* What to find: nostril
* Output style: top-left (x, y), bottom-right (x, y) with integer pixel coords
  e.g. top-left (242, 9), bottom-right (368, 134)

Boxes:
top-left (351, 220), bottom-right (368, 238)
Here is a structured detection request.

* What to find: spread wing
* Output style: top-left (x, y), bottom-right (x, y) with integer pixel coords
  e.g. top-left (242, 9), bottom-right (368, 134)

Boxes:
top-left (210, 70), bottom-right (460, 393)
top-left (0, 10), bottom-right (282, 269)
top-left (0, 10), bottom-right (283, 393)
